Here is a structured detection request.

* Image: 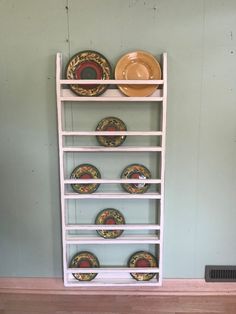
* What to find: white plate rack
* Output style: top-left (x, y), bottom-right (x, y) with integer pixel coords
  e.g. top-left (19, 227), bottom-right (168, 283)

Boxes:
top-left (56, 52), bottom-right (167, 287)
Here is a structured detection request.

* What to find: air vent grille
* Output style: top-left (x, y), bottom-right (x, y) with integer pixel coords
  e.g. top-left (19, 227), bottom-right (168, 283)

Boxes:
top-left (205, 265), bottom-right (236, 282)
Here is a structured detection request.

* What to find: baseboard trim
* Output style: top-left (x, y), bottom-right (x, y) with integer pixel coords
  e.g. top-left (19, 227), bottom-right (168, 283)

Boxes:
top-left (0, 278), bottom-right (236, 296)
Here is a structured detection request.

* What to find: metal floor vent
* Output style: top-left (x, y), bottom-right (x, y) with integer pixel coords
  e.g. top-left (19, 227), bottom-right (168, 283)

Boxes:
top-left (205, 265), bottom-right (236, 282)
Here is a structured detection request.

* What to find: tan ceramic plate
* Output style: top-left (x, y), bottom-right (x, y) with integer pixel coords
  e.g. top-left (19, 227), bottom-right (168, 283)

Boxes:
top-left (115, 51), bottom-right (161, 97)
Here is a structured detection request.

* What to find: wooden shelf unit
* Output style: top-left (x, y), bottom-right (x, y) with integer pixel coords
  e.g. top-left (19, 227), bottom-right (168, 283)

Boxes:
top-left (56, 52), bottom-right (167, 287)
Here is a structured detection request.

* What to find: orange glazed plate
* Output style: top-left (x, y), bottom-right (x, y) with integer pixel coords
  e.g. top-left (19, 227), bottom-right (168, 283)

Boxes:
top-left (115, 51), bottom-right (161, 97)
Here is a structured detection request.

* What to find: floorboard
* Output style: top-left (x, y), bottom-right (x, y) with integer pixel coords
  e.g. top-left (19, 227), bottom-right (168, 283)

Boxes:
top-left (1, 294), bottom-right (236, 314)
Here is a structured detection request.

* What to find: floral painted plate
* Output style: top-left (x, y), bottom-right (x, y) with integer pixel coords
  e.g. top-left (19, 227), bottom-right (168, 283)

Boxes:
top-left (95, 208), bottom-right (125, 239)
top-left (70, 251), bottom-right (99, 281)
top-left (121, 164), bottom-right (151, 194)
top-left (65, 50), bottom-right (112, 96)
top-left (115, 50), bottom-right (161, 97)
top-left (96, 117), bottom-right (127, 147)
top-left (70, 163), bottom-right (101, 194)
top-left (128, 251), bottom-right (158, 281)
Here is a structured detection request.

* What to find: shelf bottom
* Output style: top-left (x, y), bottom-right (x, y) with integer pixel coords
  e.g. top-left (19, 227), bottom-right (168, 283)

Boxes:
top-left (65, 277), bottom-right (161, 287)
top-left (65, 272), bottom-right (161, 287)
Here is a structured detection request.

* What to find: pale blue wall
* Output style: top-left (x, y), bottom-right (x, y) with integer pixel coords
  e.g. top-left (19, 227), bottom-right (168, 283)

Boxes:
top-left (0, 0), bottom-right (235, 278)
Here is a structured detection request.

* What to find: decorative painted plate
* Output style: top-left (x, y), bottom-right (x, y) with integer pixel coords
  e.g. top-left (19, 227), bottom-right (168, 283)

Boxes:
top-left (70, 251), bottom-right (99, 281)
top-left (115, 50), bottom-right (161, 97)
top-left (128, 251), bottom-right (158, 281)
top-left (96, 117), bottom-right (127, 147)
top-left (65, 50), bottom-right (112, 96)
top-left (70, 163), bottom-right (101, 194)
top-left (95, 208), bottom-right (125, 239)
top-left (121, 164), bottom-right (151, 194)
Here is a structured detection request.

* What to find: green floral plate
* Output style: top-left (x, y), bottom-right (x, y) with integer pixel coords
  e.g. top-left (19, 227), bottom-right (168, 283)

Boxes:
top-left (70, 163), bottom-right (101, 194)
top-left (70, 251), bottom-right (99, 281)
top-left (121, 164), bottom-right (151, 194)
top-left (96, 117), bottom-right (127, 147)
top-left (95, 208), bottom-right (125, 239)
top-left (128, 251), bottom-right (158, 281)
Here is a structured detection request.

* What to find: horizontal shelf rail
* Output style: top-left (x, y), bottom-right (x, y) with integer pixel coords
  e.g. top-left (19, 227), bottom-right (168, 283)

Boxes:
top-left (61, 96), bottom-right (163, 102)
top-left (64, 179), bottom-right (161, 184)
top-left (61, 131), bottom-right (163, 136)
top-left (62, 146), bottom-right (162, 152)
top-left (65, 224), bottom-right (160, 231)
top-left (66, 267), bottom-right (159, 274)
top-left (66, 235), bottom-right (160, 244)
top-left (60, 88), bottom-right (163, 102)
top-left (64, 192), bottom-right (161, 199)
top-left (60, 79), bottom-right (164, 85)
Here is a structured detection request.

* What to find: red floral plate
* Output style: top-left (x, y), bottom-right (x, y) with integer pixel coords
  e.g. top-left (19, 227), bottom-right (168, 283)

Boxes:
top-left (128, 251), bottom-right (158, 281)
top-left (70, 251), bottom-right (99, 281)
top-left (65, 50), bottom-right (112, 96)
top-left (96, 117), bottom-right (127, 147)
top-left (70, 164), bottom-right (101, 194)
top-left (95, 208), bottom-right (125, 239)
top-left (121, 164), bottom-right (151, 194)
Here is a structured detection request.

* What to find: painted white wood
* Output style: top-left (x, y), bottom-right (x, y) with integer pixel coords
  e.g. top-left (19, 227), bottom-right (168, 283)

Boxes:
top-left (61, 96), bottom-right (163, 102)
top-left (64, 192), bottom-right (161, 199)
top-left (61, 88), bottom-right (163, 101)
top-left (56, 52), bottom-right (167, 287)
top-left (158, 52), bottom-right (167, 286)
top-left (65, 279), bottom-right (161, 287)
top-left (66, 267), bottom-right (160, 274)
top-left (66, 235), bottom-right (160, 244)
top-left (62, 131), bottom-right (163, 136)
top-left (56, 53), bottom-right (68, 285)
top-left (65, 224), bottom-right (160, 230)
top-left (62, 146), bottom-right (162, 152)
top-left (64, 179), bottom-right (161, 184)
top-left (60, 79), bottom-right (164, 85)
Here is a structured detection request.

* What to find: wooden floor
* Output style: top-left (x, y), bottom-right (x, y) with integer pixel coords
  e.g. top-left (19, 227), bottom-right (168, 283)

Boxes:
top-left (1, 294), bottom-right (236, 314)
